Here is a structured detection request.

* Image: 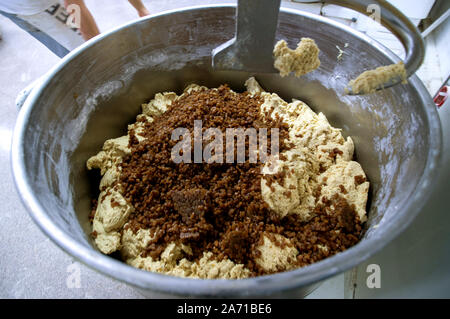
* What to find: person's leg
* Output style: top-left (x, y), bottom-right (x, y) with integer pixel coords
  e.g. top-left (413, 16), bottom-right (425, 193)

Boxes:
top-left (128, 0), bottom-right (150, 17)
top-left (64, 0), bottom-right (100, 40)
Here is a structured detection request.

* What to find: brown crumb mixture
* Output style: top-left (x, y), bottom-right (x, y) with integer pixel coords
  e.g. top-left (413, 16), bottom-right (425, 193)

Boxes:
top-left (354, 175), bottom-right (366, 186)
top-left (339, 184), bottom-right (348, 194)
top-left (89, 199), bottom-right (98, 223)
top-left (283, 193), bottom-right (362, 268)
top-left (97, 85), bottom-right (363, 276)
top-left (329, 147), bottom-right (343, 159)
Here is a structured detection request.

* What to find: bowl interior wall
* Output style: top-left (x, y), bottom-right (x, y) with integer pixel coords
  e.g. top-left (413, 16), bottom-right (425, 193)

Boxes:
top-left (21, 7), bottom-right (431, 272)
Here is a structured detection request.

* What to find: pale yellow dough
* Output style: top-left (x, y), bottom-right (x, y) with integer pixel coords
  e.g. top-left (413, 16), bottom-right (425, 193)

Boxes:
top-left (255, 234), bottom-right (299, 272)
top-left (245, 77), bottom-right (368, 223)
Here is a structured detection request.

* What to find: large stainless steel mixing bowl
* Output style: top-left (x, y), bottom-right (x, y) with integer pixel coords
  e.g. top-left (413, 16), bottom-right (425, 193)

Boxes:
top-left (11, 5), bottom-right (442, 297)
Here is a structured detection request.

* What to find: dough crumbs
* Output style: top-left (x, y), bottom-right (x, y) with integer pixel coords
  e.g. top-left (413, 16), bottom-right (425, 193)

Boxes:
top-left (273, 38), bottom-right (320, 77)
top-left (87, 78), bottom-right (369, 279)
top-left (255, 234), bottom-right (298, 272)
top-left (348, 62), bottom-right (407, 94)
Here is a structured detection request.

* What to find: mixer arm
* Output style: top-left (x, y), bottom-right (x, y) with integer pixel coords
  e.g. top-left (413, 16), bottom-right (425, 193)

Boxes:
top-left (323, 0), bottom-right (425, 94)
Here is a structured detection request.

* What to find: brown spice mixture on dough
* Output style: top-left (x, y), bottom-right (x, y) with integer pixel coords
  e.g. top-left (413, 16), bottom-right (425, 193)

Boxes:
top-left (103, 85), bottom-right (363, 276)
top-left (282, 193), bottom-right (362, 268)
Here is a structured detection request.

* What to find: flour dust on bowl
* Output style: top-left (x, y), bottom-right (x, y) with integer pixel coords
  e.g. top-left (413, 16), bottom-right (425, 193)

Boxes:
top-left (11, 5), bottom-right (442, 297)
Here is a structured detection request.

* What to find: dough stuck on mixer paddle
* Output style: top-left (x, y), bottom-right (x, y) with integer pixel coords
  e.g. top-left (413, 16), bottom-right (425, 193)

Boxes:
top-left (348, 62), bottom-right (407, 94)
top-left (273, 38), bottom-right (321, 77)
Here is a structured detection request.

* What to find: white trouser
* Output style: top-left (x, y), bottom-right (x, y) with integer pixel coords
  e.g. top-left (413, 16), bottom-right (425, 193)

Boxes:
top-left (1, 2), bottom-right (84, 57)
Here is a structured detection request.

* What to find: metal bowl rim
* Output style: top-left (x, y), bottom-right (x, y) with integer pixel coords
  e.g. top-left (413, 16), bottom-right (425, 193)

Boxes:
top-left (11, 3), bottom-right (443, 296)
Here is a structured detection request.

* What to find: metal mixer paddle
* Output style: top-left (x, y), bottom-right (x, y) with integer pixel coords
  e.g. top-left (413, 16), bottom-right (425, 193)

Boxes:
top-left (211, 0), bottom-right (425, 95)
top-left (212, 0), bottom-right (281, 73)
